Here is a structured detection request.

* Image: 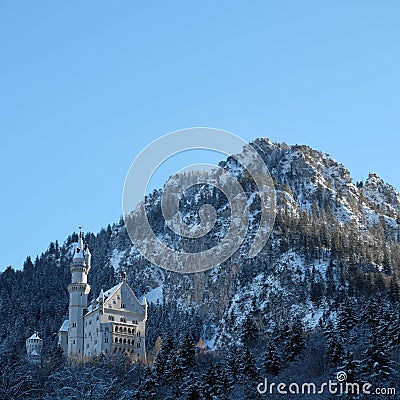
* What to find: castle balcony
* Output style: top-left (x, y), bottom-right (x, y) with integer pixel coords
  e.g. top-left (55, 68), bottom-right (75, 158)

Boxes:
top-left (112, 324), bottom-right (138, 336)
top-left (68, 282), bottom-right (90, 294)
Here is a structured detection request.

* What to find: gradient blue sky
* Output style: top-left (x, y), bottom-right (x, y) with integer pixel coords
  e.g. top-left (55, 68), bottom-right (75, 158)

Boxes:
top-left (1, 1), bottom-right (399, 270)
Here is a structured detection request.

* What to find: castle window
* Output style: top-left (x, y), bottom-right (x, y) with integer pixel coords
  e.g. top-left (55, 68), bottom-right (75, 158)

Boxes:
top-left (96, 315), bottom-right (99, 320)
top-left (128, 328), bottom-right (132, 334)
top-left (137, 331), bottom-right (140, 337)
top-left (115, 338), bottom-right (118, 343)
top-left (119, 338), bottom-right (122, 344)
top-left (121, 303), bottom-right (126, 308)
top-left (123, 338), bottom-right (126, 344)
top-left (105, 327), bottom-right (109, 332)
top-left (105, 338), bottom-right (109, 343)
top-left (124, 327), bottom-right (127, 333)
top-left (127, 339), bottom-right (130, 345)
top-left (73, 340), bottom-right (75, 344)
top-left (119, 327), bottom-right (123, 333)
top-left (137, 342), bottom-right (140, 348)
top-left (89, 320), bottom-right (92, 325)
top-left (72, 322), bottom-right (77, 328)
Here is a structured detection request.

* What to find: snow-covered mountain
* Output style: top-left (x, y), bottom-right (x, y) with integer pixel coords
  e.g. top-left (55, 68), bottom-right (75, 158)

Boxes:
top-left (3, 139), bottom-right (399, 349)
top-left (2, 138), bottom-right (400, 398)
top-left (94, 138), bottom-right (400, 348)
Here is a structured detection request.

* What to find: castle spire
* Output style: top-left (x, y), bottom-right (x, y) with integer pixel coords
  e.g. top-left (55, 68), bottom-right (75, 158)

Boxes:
top-left (73, 227), bottom-right (85, 260)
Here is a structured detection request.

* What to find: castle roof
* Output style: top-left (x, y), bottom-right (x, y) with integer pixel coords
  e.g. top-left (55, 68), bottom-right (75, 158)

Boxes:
top-left (85, 282), bottom-right (123, 314)
top-left (73, 230), bottom-right (88, 260)
top-left (59, 319), bottom-right (69, 332)
top-left (85, 280), bottom-right (147, 316)
top-left (104, 282), bottom-right (122, 299)
top-left (28, 332), bottom-right (42, 341)
top-left (73, 238), bottom-right (85, 259)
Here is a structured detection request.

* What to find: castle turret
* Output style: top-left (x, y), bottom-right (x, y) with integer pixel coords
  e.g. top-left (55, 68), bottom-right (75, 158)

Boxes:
top-left (26, 331), bottom-right (43, 363)
top-left (67, 230), bottom-right (91, 357)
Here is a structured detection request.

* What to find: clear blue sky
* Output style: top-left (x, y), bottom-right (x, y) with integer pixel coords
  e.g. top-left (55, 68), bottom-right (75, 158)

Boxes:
top-left (1, 1), bottom-right (399, 270)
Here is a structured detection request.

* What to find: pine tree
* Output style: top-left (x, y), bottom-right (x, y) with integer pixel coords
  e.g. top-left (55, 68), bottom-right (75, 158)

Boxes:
top-left (136, 371), bottom-right (158, 400)
top-left (361, 334), bottom-right (392, 382)
top-left (241, 314), bottom-right (259, 344)
top-left (201, 363), bottom-right (220, 400)
top-left (326, 334), bottom-right (344, 366)
top-left (154, 334), bottom-right (175, 380)
top-left (310, 266), bottom-right (324, 305)
top-left (165, 351), bottom-right (184, 384)
top-left (263, 342), bottom-right (282, 376)
top-left (181, 371), bottom-right (201, 400)
top-left (339, 351), bottom-right (358, 382)
top-left (283, 321), bottom-right (305, 362)
top-left (387, 312), bottom-right (400, 348)
top-left (201, 363), bottom-right (231, 400)
top-left (180, 332), bottom-right (195, 369)
top-left (389, 275), bottom-right (400, 302)
top-left (337, 299), bottom-right (356, 341)
top-left (239, 347), bottom-right (259, 383)
top-left (224, 345), bottom-right (242, 383)
top-left (325, 262), bottom-right (336, 300)
top-left (323, 321), bottom-right (344, 366)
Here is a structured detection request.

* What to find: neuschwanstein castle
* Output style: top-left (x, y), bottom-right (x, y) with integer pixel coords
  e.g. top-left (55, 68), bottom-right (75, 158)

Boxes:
top-left (56, 232), bottom-right (147, 360)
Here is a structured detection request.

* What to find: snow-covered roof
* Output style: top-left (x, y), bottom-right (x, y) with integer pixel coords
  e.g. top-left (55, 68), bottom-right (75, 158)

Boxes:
top-left (73, 232), bottom-right (87, 260)
top-left (103, 282), bottom-right (122, 299)
top-left (28, 332), bottom-right (42, 340)
top-left (58, 320), bottom-right (69, 332)
top-left (73, 246), bottom-right (85, 260)
top-left (85, 282), bottom-right (124, 314)
top-left (85, 280), bottom-right (146, 316)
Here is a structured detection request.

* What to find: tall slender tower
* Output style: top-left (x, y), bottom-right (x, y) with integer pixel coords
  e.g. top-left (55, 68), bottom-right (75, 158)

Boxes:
top-left (67, 230), bottom-right (91, 357)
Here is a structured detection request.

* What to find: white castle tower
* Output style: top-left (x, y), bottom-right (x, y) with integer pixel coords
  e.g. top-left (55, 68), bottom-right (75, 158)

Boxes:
top-left (67, 230), bottom-right (91, 357)
top-left (58, 228), bottom-right (147, 360)
top-left (26, 331), bottom-right (43, 363)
